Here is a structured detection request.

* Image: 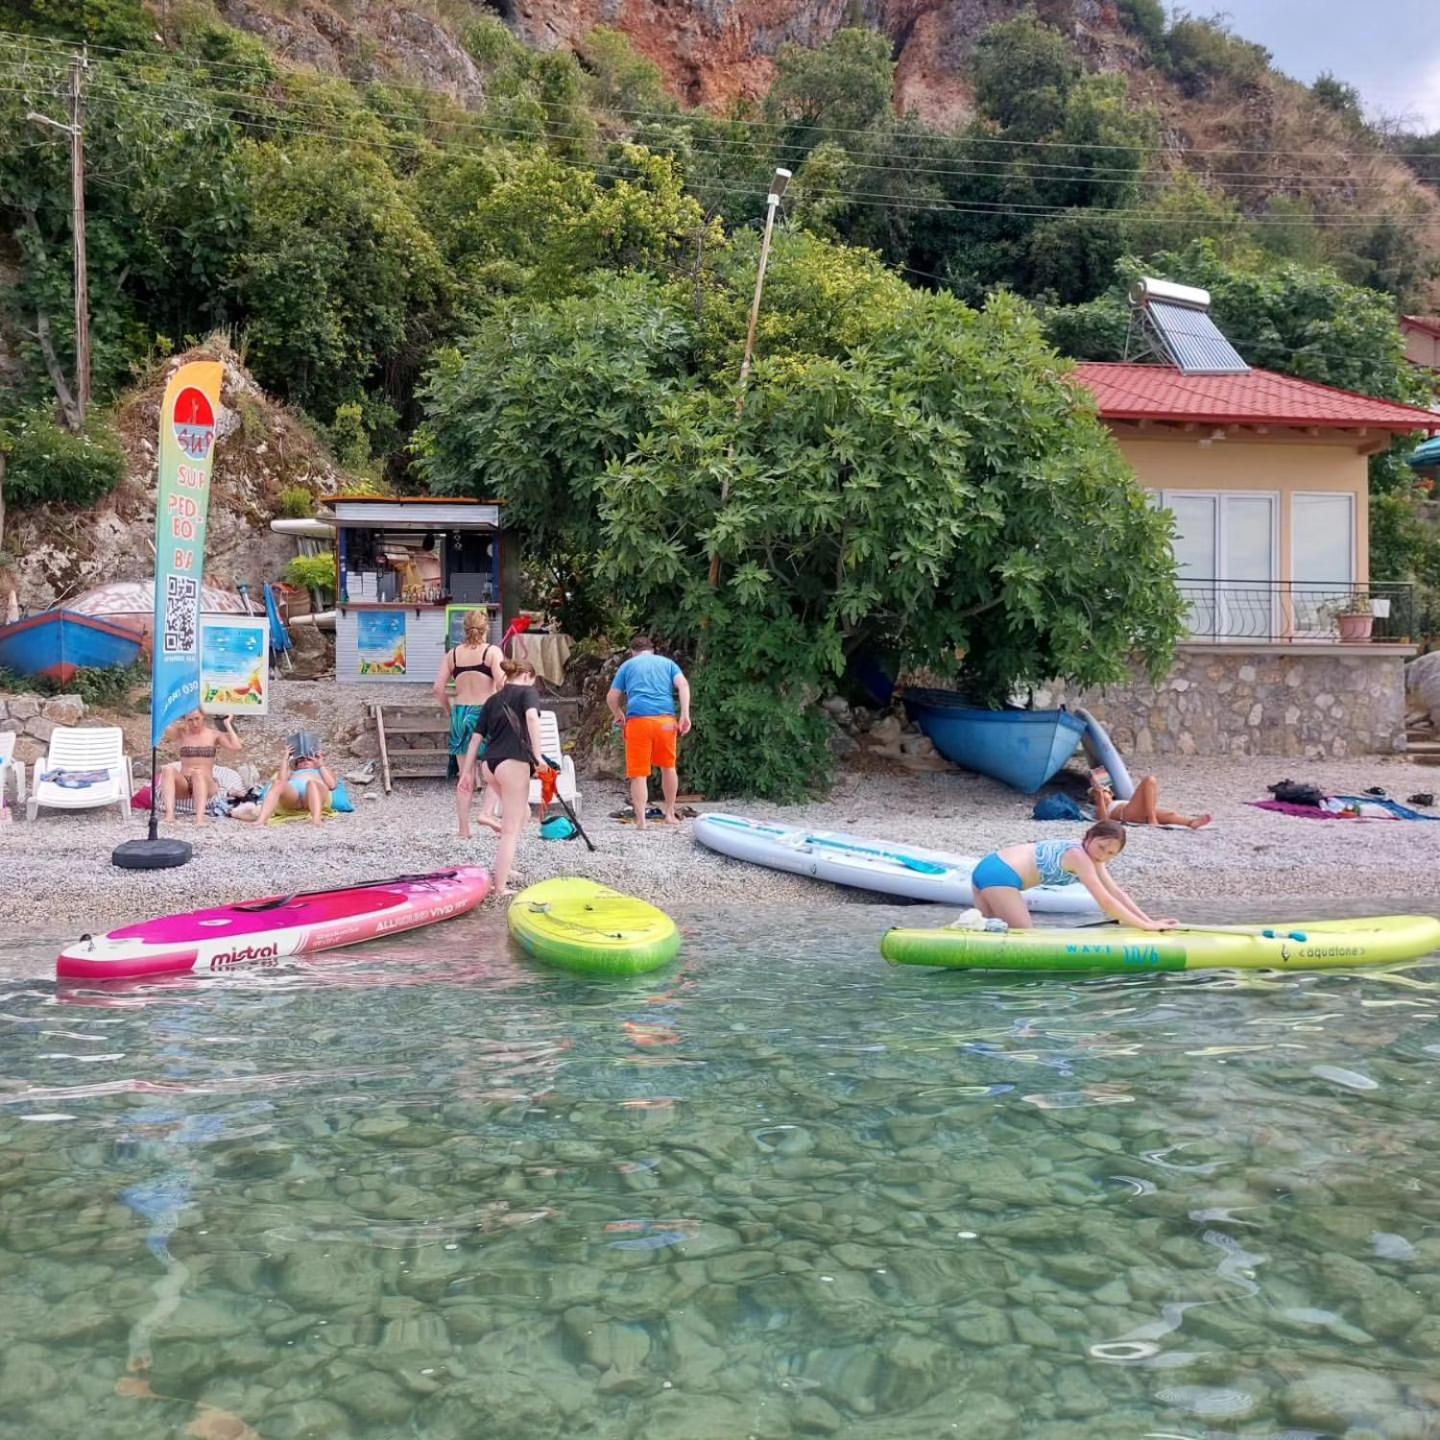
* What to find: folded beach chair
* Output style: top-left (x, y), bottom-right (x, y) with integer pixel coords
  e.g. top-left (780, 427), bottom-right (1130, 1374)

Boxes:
top-left (28, 725), bottom-right (133, 821)
top-left (529, 710), bottom-right (580, 815)
top-left (0, 731), bottom-right (24, 816)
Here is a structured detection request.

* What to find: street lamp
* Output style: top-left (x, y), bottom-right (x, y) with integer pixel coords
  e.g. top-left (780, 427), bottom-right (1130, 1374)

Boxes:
top-left (707, 167), bottom-right (791, 590)
top-left (736, 167), bottom-right (791, 399)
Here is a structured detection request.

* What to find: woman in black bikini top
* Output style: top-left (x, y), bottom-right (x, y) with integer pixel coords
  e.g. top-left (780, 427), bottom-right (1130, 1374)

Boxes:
top-left (435, 610), bottom-right (506, 837)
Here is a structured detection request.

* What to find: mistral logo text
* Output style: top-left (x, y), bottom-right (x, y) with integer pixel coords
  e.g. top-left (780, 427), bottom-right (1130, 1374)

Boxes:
top-left (208, 943), bottom-right (281, 971)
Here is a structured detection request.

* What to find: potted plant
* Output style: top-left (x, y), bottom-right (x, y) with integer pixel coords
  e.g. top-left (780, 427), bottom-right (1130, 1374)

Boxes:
top-left (1326, 591), bottom-right (1374, 642)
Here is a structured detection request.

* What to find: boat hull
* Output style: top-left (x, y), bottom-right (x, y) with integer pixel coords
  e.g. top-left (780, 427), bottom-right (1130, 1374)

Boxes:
top-left (0, 610), bottom-right (143, 686)
top-left (904, 690), bottom-right (1087, 793)
top-left (882, 915), bottom-right (1440, 974)
top-left (694, 813), bottom-right (1101, 916)
top-left (56, 868), bottom-right (490, 980)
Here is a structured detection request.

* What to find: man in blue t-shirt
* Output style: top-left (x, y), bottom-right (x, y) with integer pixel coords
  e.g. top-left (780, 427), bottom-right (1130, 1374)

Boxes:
top-left (607, 635), bottom-right (691, 828)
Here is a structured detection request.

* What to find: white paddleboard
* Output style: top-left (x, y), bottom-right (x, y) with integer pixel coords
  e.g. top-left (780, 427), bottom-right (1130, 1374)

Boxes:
top-left (694, 813), bottom-right (1103, 916)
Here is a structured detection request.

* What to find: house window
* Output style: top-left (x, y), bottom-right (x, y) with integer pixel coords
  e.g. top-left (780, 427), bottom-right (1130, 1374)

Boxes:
top-left (1292, 492), bottom-right (1356, 636)
top-left (1160, 490), bottom-right (1277, 640)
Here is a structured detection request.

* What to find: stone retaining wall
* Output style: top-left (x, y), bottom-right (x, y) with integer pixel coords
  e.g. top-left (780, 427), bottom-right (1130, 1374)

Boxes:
top-left (1037, 646), bottom-right (1409, 760)
top-left (0, 694), bottom-right (88, 764)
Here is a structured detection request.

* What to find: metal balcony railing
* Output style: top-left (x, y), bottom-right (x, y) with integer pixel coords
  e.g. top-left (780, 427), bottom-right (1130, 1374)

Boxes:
top-left (1177, 579), bottom-right (1417, 644)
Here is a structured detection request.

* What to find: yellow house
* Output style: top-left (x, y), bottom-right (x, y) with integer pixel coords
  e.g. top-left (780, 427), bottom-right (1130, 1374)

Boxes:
top-left (1075, 361), bottom-right (1440, 645)
top-left (1042, 336), bottom-right (1440, 757)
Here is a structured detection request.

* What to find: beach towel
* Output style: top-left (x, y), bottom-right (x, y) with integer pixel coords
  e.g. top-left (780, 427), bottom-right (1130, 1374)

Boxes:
top-left (1249, 796), bottom-right (1440, 822)
top-left (40, 767), bottom-right (112, 789)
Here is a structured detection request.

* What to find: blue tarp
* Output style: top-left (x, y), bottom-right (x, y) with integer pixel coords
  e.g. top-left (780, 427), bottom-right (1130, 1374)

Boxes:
top-left (1408, 436), bottom-right (1440, 471)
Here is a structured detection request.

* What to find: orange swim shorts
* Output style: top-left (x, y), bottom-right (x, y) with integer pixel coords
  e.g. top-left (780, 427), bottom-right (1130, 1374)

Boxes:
top-left (625, 715), bottom-right (678, 778)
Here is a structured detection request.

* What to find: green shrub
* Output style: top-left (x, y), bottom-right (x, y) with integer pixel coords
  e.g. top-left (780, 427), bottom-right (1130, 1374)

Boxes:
top-left (1116, 0), bottom-right (1166, 53)
top-left (284, 554), bottom-right (336, 594)
top-left (5, 412), bottom-right (126, 509)
top-left (328, 402), bottom-right (373, 473)
top-left (1165, 16), bottom-right (1269, 96)
top-left (276, 486), bottom-right (316, 518)
top-left (681, 667), bottom-right (833, 803)
top-left (0, 660), bottom-right (147, 709)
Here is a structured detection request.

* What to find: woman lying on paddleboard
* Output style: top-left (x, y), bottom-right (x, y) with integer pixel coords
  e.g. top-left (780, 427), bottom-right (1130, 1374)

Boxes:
top-left (968, 820), bottom-right (1178, 932)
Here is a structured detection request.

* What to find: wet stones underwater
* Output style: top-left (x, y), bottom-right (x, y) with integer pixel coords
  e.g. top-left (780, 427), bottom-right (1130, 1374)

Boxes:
top-left (1, 908), bottom-right (1439, 1438)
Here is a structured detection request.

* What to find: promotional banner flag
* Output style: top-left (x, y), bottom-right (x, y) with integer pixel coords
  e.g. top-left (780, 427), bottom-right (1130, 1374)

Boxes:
top-left (151, 362), bottom-right (224, 749)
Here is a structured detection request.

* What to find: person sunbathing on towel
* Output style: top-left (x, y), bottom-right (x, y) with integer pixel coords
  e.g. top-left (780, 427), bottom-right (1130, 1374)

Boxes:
top-left (246, 743), bottom-right (336, 828)
top-left (160, 710), bottom-right (244, 827)
top-left (1090, 771), bottom-right (1211, 830)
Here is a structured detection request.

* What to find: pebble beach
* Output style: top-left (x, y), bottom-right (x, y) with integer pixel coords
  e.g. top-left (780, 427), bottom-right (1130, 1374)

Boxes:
top-left (5, 673), bottom-right (1440, 948)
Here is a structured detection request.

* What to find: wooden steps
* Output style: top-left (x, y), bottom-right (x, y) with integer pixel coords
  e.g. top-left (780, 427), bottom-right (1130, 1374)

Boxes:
top-left (1405, 727), bottom-right (1440, 765)
top-left (371, 704), bottom-right (452, 791)
top-left (370, 691), bottom-right (582, 791)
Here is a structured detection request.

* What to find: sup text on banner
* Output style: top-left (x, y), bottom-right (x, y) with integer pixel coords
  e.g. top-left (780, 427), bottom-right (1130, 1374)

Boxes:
top-left (151, 361), bottom-right (224, 749)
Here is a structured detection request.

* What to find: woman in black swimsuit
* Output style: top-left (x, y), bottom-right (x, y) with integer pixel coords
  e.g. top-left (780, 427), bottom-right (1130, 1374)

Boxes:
top-left (434, 609), bottom-right (505, 838)
top-left (460, 659), bottom-right (543, 897)
top-left (160, 710), bottom-right (243, 826)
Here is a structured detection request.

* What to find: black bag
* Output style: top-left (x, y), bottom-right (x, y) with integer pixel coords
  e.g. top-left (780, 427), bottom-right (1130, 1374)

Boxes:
top-left (1267, 779), bottom-right (1324, 808)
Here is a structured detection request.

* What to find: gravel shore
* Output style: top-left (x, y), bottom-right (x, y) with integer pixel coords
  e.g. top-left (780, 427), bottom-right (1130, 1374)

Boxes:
top-left (5, 671), bottom-right (1440, 943)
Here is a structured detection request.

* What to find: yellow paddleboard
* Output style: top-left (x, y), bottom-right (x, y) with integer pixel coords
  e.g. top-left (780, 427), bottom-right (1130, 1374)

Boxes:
top-left (882, 914), bottom-right (1440, 974)
top-left (508, 879), bottom-right (680, 975)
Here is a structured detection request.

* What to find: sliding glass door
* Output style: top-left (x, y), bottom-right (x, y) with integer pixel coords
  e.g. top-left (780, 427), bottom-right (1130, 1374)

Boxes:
top-left (1162, 491), bottom-right (1277, 640)
top-left (1292, 492), bottom-right (1355, 637)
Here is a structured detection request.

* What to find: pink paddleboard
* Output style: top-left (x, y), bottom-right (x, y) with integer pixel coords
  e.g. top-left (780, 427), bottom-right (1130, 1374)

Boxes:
top-left (56, 867), bottom-right (491, 981)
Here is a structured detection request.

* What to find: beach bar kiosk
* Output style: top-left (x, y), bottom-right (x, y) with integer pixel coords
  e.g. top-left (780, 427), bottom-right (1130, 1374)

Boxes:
top-left (328, 496), bottom-right (518, 685)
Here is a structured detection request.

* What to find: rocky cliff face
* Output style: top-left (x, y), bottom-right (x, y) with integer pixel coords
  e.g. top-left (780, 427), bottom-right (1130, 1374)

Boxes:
top-left (516, 0), bottom-right (1130, 116)
top-left (210, 0), bottom-right (1133, 123)
top-left (7, 344), bottom-right (346, 613)
top-left (213, 0), bottom-right (490, 108)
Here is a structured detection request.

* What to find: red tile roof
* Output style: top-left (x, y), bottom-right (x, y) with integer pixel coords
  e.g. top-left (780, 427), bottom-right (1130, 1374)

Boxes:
top-left (1403, 315), bottom-right (1440, 341)
top-left (1074, 362), bottom-right (1440, 433)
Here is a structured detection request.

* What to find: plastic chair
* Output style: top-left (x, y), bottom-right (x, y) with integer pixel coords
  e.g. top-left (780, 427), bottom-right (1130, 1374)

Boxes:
top-left (529, 710), bottom-right (580, 814)
top-left (0, 731), bottom-right (24, 816)
top-left (27, 726), bottom-right (133, 821)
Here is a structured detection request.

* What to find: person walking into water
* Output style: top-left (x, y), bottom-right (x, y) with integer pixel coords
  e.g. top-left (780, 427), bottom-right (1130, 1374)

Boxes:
top-left (607, 635), bottom-right (691, 829)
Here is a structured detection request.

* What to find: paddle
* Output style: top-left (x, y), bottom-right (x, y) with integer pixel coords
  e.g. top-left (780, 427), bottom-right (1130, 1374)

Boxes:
top-left (234, 870), bottom-right (459, 912)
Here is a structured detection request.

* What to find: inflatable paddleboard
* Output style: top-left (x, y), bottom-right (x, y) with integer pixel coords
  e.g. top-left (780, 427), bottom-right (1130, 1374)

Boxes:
top-left (882, 914), bottom-right (1440, 974)
top-left (56, 867), bottom-right (491, 981)
top-left (509, 878), bottom-right (680, 975)
top-left (694, 813), bottom-right (1102, 917)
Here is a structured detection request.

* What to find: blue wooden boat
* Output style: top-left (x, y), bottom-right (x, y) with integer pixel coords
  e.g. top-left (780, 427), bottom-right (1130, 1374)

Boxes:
top-left (0, 609), bottom-right (143, 686)
top-left (903, 688), bottom-right (1087, 793)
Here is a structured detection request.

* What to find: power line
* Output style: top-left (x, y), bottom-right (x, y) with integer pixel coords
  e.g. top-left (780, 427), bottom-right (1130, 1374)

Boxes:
top-left (0, 41), bottom-right (1418, 194)
top-left (2, 25), bottom-right (1440, 165)
top-left (6, 68), bottom-right (1436, 235)
top-left (4, 55), bottom-right (1433, 230)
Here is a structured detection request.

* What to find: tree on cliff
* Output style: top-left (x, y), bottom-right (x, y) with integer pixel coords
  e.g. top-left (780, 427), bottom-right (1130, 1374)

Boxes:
top-left (418, 235), bottom-right (1183, 799)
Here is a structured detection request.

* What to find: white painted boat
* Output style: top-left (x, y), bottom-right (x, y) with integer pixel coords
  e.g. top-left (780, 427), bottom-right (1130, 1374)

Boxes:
top-left (694, 813), bottom-right (1103, 916)
top-left (269, 518), bottom-right (336, 540)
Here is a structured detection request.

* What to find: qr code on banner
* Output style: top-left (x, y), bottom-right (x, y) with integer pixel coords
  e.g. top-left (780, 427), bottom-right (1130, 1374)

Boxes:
top-left (162, 574), bottom-right (199, 655)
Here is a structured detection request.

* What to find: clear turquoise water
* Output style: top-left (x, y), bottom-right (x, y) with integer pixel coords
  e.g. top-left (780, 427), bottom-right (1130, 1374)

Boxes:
top-left (3, 904), bottom-right (1440, 1439)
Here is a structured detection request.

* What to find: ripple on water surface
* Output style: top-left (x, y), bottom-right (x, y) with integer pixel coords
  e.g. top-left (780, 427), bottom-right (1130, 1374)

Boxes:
top-left (1, 906), bottom-right (1440, 1438)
